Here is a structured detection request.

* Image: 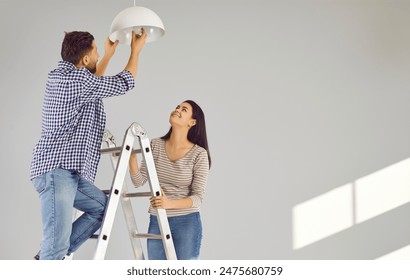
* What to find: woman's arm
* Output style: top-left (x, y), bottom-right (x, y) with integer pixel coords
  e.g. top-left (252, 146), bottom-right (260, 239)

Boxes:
top-left (129, 153), bottom-right (147, 187)
top-left (129, 153), bottom-right (139, 175)
top-left (150, 193), bottom-right (193, 209)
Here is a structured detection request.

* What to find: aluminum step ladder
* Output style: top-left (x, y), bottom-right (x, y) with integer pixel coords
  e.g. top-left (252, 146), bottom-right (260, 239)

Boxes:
top-left (93, 122), bottom-right (177, 260)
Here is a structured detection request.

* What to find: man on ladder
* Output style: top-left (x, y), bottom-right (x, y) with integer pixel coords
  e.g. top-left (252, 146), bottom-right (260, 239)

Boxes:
top-left (30, 29), bottom-right (146, 260)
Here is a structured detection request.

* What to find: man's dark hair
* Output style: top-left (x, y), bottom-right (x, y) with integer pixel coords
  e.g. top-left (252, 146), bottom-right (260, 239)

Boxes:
top-left (61, 31), bottom-right (94, 65)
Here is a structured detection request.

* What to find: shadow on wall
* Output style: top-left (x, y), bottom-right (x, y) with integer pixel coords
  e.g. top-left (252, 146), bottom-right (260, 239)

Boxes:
top-left (292, 158), bottom-right (410, 259)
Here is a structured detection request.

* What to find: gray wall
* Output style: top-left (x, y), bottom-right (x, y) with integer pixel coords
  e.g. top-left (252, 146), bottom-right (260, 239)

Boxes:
top-left (1, 0), bottom-right (410, 259)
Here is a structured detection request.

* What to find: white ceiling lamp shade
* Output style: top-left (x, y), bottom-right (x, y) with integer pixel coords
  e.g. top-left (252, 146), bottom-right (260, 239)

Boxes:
top-left (109, 6), bottom-right (165, 45)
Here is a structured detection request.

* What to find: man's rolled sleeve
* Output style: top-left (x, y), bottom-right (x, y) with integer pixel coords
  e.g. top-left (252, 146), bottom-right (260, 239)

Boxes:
top-left (117, 70), bottom-right (135, 92)
top-left (81, 69), bottom-right (135, 102)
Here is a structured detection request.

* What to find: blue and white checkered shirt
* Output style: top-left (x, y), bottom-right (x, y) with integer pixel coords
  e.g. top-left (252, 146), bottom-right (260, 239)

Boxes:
top-left (30, 60), bottom-right (135, 183)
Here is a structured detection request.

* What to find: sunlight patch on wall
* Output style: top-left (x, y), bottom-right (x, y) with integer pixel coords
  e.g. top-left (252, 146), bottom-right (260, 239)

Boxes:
top-left (292, 184), bottom-right (353, 250)
top-left (377, 244), bottom-right (410, 260)
top-left (293, 158), bottom-right (410, 250)
top-left (355, 158), bottom-right (410, 223)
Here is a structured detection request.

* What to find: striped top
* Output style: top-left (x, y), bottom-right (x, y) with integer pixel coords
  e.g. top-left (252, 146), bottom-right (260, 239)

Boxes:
top-left (131, 138), bottom-right (209, 217)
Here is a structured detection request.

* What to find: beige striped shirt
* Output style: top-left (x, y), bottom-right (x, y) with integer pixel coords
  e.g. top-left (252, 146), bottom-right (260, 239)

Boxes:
top-left (131, 138), bottom-right (209, 217)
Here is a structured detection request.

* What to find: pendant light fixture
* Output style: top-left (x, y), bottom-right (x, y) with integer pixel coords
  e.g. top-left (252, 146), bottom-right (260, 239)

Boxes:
top-left (109, 1), bottom-right (165, 44)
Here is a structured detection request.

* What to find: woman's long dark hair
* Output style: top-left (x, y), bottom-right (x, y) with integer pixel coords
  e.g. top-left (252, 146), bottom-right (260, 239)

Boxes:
top-left (161, 100), bottom-right (211, 168)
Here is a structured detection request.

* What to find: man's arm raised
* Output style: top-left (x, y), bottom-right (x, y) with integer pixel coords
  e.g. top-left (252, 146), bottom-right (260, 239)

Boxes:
top-left (125, 29), bottom-right (147, 77)
top-left (95, 38), bottom-right (119, 77)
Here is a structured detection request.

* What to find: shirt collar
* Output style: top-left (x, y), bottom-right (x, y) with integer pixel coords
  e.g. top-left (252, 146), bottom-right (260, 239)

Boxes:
top-left (58, 60), bottom-right (76, 70)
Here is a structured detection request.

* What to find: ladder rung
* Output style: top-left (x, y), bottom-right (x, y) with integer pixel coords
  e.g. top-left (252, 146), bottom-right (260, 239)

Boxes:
top-left (100, 147), bottom-right (141, 156)
top-left (123, 192), bottom-right (152, 198)
top-left (132, 233), bottom-right (162, 239)
top-left (102, 190), bottom-right (151, 197)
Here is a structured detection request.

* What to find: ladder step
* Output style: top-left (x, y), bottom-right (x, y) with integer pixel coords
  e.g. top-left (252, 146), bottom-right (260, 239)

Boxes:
top-left (132, 233), bottom-right (162, 240)
top-left (102, 190), bottom-right (151, 197)
top-left (100, 147), bottom-right (141, 156)
top-left (123, 192), bottom-right (152, 198)
top-left (91, 233), bottom-right (164, 240)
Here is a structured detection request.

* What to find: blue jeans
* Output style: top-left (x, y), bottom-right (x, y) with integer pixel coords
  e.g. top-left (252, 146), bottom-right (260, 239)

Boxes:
top-left (32, 168), bottom-right (107, 260)
top-left (147, 212), bottom-right (202, 260)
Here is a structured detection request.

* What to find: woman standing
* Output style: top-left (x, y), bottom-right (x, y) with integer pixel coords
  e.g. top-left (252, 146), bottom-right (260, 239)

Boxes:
top-left (129, 100), bottom-right (211, 260)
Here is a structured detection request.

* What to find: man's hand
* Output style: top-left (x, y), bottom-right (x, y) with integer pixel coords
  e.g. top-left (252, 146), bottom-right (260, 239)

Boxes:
top-left (125, 29), bottom-right (147, 77)
top-left (131, 29), bottom-right (147, 54)
top-left (105, 37), bottom-right (119, 58)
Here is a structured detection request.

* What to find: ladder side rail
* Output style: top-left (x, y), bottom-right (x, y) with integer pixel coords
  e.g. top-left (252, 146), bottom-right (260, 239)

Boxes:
top-left (104, 130), bottom-right (145, 260)
top-left (93, 129), bottom-right (136, 259)
top-left (138, 135), bottom-right (178, 260)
